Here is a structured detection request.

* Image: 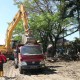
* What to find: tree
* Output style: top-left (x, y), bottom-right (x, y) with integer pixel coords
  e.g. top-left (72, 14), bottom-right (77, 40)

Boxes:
top-left (60, 0), bottom-right (80, 37)
top-left (13, 0), bottom-right (78, 56)
top-left (27, 0), bottom-right (77, 55)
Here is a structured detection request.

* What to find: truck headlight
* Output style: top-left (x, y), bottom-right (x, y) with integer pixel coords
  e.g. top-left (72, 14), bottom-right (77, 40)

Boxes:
top-left (40, 60), bottom-right (45, 65)
top-left (21, 62), bottom-right (27, 65)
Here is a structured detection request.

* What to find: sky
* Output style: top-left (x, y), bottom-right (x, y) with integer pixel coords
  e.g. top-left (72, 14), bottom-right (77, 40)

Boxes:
top-left (65, 31), bottom-right (79, 41)
top-left (0, 0), bottom-right (79, 45)
top-left (0, 0), bottom-right (18, 45)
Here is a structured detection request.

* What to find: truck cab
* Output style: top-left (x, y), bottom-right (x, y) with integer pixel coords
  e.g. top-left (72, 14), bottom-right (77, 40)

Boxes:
top-left (14, 44), bottom-right (45, 74)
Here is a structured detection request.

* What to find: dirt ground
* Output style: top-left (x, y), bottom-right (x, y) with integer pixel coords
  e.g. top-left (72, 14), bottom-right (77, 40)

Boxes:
top-left (0, 60), bottom-right (80, 80)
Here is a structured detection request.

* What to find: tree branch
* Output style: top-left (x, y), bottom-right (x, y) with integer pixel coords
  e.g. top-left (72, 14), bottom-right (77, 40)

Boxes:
top-left (34, 0), bottom-right (45, 13)
top-left (59, 29), bottom-right (78, 39)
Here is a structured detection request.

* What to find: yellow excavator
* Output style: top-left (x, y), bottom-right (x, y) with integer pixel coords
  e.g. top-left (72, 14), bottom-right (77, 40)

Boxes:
top-left (0, 4), bottom-right (29, 54)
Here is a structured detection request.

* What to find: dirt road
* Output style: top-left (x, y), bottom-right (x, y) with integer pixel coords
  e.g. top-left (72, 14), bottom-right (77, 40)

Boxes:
top-left (0, 60), bottom-right (80, 80)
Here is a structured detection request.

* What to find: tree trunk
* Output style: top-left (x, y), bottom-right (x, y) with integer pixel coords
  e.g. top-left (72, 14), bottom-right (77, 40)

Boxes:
top-left (53, 38), bottom-right (58, 57)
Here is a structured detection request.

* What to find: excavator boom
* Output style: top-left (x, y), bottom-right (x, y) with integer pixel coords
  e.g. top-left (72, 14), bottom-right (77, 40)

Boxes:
top-left (0, 4), bottom-right (28, 53)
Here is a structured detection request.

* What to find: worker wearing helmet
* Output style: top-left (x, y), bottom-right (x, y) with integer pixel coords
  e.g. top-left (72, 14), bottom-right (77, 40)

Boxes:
top-left (0, 51), bottom-right (7, 77)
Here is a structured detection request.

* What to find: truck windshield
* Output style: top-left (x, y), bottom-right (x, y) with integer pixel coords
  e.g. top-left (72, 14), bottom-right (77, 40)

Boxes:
top-left (20, 46), bottom-right (42, 54)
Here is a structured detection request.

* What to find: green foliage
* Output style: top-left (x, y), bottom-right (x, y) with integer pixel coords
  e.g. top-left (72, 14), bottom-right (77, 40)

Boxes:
top-left (12, 20), bottom-right (25, 41)
top-left (13, 35), bottom-right (22, 41)
top-left (13, 0), bottom-right (79, 53)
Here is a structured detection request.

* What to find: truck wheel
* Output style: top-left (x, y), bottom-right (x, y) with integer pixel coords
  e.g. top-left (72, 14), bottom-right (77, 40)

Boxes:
top-left (14, 58), bottom-right (18, 69)
top-left (19, 67), bottom-right (23, 74)
top-left (39, 67), bottom-right (46, 72)
top-left (15, 64), bottom-right (18, 69)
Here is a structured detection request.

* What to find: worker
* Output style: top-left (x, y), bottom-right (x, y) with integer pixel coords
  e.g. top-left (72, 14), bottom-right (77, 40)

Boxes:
top-left (0, 51), bottom-right (7, 77)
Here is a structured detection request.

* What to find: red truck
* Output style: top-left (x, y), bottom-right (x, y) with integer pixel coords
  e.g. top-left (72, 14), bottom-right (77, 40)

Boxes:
top-left (14, 44), bottom-right (45, 74)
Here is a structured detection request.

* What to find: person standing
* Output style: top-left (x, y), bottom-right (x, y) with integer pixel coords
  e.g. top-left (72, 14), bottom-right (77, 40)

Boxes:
top-left (0, 51), bottom-right (7, 77)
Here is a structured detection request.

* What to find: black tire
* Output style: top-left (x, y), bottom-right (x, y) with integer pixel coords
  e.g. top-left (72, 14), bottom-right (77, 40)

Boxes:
top-left (19, 67), bottom-right (23, 74)
top-left (15, 64), bottom-right (18, 69)
top-left (14, 58), bottom-right (18, 69)
top-left (38, 68), bottom-right (45, 72)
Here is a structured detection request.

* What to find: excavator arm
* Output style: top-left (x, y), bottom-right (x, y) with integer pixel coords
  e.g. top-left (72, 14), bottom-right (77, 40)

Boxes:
top-left (1, 4), bottom-right (28, 53)
top-left (6, 11), bottom-right (21, 51)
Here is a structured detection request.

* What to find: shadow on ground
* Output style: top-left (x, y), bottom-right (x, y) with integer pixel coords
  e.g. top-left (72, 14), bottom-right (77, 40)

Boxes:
top-left (23, 65), bottom-right (62, 75)
top-left (47, 65), bottom-right (62, 68)
top-left (3, 76), bottom-right (16, 80)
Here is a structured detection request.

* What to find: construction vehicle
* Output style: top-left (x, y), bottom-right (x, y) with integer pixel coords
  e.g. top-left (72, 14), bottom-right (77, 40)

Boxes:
top-left (0, 4), bottom-right (45, 73)
top-left (0, 4), bottom-right (29, 54)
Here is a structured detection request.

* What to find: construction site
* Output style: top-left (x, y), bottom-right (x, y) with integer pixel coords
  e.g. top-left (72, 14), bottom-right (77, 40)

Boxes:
top-left (0, 0), bottom-right (80, 80)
